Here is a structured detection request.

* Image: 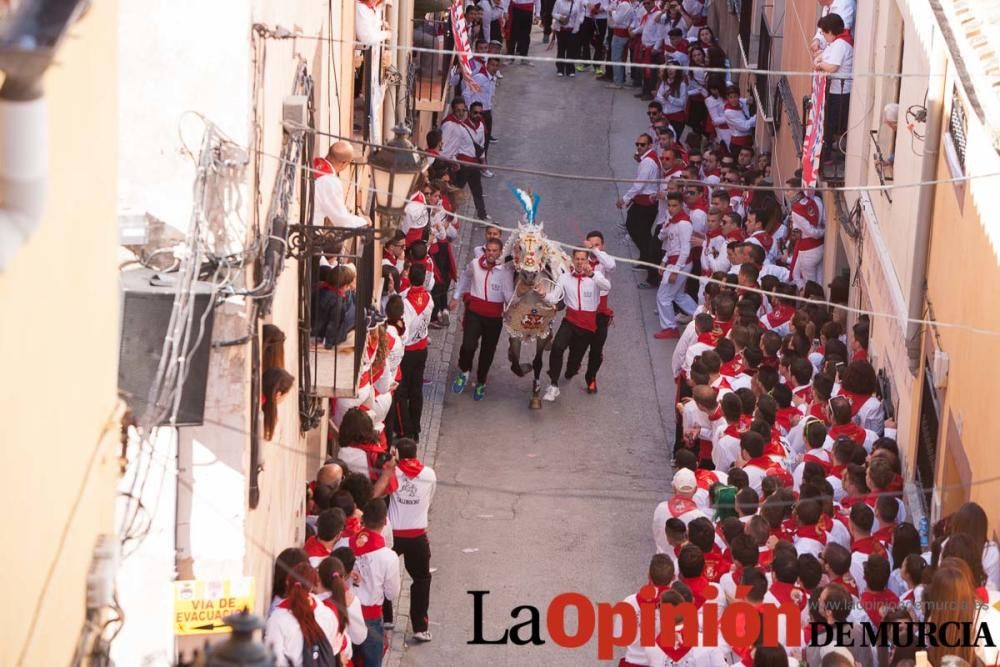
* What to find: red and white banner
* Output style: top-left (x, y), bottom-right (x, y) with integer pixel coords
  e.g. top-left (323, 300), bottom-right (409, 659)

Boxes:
top-left (801, 73), bottom-right (827, 190)
top-left (450, 0), bottom-right (477, 88)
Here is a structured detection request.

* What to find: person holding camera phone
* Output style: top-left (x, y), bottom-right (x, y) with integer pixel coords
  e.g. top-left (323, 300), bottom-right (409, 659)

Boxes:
top-left (373, 438), bottom-right (437, 643)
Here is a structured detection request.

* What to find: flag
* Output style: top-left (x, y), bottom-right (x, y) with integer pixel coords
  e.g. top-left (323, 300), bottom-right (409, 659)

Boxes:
top-left (801, 73), bottom-right (827, 190)
top-left (449, 0), bottom-right (479, 91)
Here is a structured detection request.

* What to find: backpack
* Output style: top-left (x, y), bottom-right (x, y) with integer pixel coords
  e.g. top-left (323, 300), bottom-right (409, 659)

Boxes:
top-left (301, 634), bottom-right (339, 667)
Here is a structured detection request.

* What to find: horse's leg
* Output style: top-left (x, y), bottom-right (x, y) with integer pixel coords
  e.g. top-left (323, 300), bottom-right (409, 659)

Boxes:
top-left (508, 336), bottom-right (532, 376)
top-left (530, 334), bottom-right (549, 397)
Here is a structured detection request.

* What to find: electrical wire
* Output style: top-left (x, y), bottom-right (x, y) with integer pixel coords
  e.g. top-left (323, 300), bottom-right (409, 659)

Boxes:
top-left (249, 147), bottom-right (1000, 340)
top-left (279, 122), bottom-right (1000, 194)
top-left (260, 30), bottom-right (949, 80)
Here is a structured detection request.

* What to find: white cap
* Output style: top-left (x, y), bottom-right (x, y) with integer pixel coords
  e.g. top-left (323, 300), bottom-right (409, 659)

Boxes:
top-left (673, 468), bottom-right (697, 494)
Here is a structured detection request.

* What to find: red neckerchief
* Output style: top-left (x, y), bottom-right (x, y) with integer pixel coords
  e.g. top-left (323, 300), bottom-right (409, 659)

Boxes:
top-left (725, 228), bottom-right (744, 242)
top-left (771, 581), bottom-right (807, 610)
top-left (743, 455), bottom-right (773, 471)
top-left (851, 536), bottom-right (887, 557)
top-left (750, 230), bottom-right (773, 251)
top-left (804, 450), bottom-right (832, 474)
top-left (636, 583), bottom-right (671, 605)
top-left (775, 406), bottom-right (800, 433)
top-left (697, 331), bottom-right (718, 346)
top-left (657, 631), bottom-right (694, 661)
top-left (766, 303), bottom-right (795, 326)
top-left (724, 100), bottom-right (742, 111)
top-left (808, 401), bottom-right (831, 424)
top-left (861, 589), bottom-right (899, 625)
top-left (853, 348), bottom-right (869, 362)
top-left (304, 535), bottom-right (332, 559)
top-left (681, 575), bottom-right (712, 608)
top-left (837, 388), bottom-right (872, 416)
top-left (832, 574), bottom-right (859, 597)
top-left (721, 354), bottom-right (747, 377)
top-left (703, 546), bottom-right (731, 583)
top-left (668, 495), bottom-right (700, 517)
top-left (706, 226), bottom-right (723, 241)
top-left (795, 522), bottom-right (828, 545)
top-left (442, 113), bottom-right (462, 125)
top-left (406, 285), bottom-right (430, 312)
top-left (695, 469), bottom-right (720, 491)
top-left (829, 422), bottom-right (866, 446)
top-left (834, 29), bottom-right (854, 46)
top-left (398, 458), bottom-right (425, 478)
top-left (350, 527), bottom-right (387, 556)
top-left (312, 157), bottom-right (334, 177)
top-left (343, 515), bottom-right (362, 537)
top-left (760, 355), bottom-right (779, 369)
top-left (873, 523), bottom-right (895, 547)
top-left (977, 587), bottom-right (990, 604)
top-left (826, 463), bottom-right (846, 480)
top-left (688, 198), bottom-right (708, 215)
top-left (764, 431), bottom-right (786, 458)
top-left (670, 211), bottom-right (692, 225)
top-left (724, 415), bottom-right (752, 439)
top-left (351, 439), bottom-right (387, 479)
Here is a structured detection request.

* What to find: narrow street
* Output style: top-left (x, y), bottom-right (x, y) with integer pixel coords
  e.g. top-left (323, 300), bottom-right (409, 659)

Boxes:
top-left (399, 35), bottom-right (682, 666)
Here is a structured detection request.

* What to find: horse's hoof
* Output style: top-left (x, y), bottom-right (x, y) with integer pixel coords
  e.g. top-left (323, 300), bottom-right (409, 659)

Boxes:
top-left (510, 362), bottom-right (530, 377)
top-left (530, 397), bottom-right (542, 410)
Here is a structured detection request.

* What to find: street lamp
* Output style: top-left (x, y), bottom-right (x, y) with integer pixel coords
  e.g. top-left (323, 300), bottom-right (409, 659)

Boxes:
top-left (206, 612), bottom-right (275, 667)
top-left (368, 126), bottom-right (423, 238)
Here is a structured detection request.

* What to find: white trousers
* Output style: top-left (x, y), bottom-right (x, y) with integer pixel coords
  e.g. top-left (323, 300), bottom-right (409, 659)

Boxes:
top-left (656, 266), bottom-right (697, 329)
top-left (791, 244), bottom-right (824, 288)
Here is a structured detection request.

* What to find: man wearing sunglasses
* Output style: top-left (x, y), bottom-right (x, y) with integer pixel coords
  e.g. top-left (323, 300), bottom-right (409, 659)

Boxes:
top-left (440, 97), bottom-right (490, 220)
top-left (617, 133), bottom-right (662, 287)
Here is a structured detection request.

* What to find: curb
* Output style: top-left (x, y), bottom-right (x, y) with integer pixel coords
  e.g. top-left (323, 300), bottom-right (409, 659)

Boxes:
top-left (384, 198), bottom-right (476, 667)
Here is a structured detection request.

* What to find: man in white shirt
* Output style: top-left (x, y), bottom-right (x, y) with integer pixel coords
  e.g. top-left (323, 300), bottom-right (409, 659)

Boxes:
top-left (543, 250), bottom-right (608, 401)
top-left (652, 468), bottom-right (710, 553)
top-left (351, 499), bottom-right (401, 667)
top-left (440, 97), bottom-right (489, 220)
top-left (382, 439), bottom-right (437, 642)
top-left (617, 134), bottom-right (662, 287)
top-left (449, 238), bottom-right (515, 399)
top-left (314, 142), bottom-right (371, 229)
top-left (654, 192), bottom-right (697, 339)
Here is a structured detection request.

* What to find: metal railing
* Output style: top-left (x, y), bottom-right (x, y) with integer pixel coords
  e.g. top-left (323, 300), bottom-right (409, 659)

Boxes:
top-left (410, 17), bottom-right (454, 111)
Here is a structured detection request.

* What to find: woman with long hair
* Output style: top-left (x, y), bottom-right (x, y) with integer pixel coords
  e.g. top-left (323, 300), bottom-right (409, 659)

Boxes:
top-left (265, 561), bottom-right (341, 666)
top-left (271, 548), bottom-right (310, 612)
top-left (686, 46), bottom-right (708, 135)
top-left (331, 547), bottom-right (368, 650)
top-left (922, 558), bottom-right (990, 666)
top-left (888, 522), bottom-right (922, 592)
top-left (335, 407), bottom-right (388, 482)
top-left (262, 323), bottom-right (286, 372)
top-left (655, 65), bottom-right (688, 140)
top-left (317, 556), bottom-right (356, 665)
top-left (263, 368), bottom-right (295, 441)
top-left (951, 501), bottom-right (1000, 590)
top-left (695, 25), bottom-right (718, 50)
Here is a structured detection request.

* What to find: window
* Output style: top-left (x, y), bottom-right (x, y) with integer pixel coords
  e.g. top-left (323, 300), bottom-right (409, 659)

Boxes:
top-left (352, 47), bottom-right (375, 142)
top-left (915, 371), bottom-right (940, 515)
top-left (739, 0), bottom-right (754, 59)
top-left (756, 15), bottom-right (772, 118)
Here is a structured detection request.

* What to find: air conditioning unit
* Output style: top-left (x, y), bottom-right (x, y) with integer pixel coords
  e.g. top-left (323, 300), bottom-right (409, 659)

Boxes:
top-left (118, 268), bottom-right (216, 426)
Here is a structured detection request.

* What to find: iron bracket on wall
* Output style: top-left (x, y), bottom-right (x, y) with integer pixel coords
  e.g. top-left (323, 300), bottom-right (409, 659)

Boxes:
top-left (285, 224), bottom-right (376, 260)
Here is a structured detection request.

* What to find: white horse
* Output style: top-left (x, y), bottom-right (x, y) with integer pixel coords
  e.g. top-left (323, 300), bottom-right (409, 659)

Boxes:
top-left (502, 189), bottom-right (570, 408)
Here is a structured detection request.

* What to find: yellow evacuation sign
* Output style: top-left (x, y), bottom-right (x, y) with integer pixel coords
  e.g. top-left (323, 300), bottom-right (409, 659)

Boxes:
top-left (173, 577), bottom-right (255, 635)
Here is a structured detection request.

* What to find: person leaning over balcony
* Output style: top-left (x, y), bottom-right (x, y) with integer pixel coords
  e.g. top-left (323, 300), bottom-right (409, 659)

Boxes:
top-left (810, 0), bottom-right (855, 54)
top-left (440, 97), bottom-right (489, 220)
top-left (313, 142), bottom-right (370, 229)
top-left (814, 13), bottom-right (853, 167)
top-left (355, 0), bottom-right (392, 46)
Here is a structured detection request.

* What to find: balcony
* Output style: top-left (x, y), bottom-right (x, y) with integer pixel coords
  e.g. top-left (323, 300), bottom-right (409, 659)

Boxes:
top-left (410, 17), bottom-right (453, 113)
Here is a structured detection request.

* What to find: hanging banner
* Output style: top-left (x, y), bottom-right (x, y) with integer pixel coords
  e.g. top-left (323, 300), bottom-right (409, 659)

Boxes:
top-left (449, 0), bottom-right (478, 90)
top-left (801, 73), bottom-right (827, 190)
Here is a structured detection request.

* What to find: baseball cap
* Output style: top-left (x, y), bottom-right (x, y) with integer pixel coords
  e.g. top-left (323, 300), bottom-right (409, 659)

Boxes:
top-left (673, 468), bottom-right (697, 493)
